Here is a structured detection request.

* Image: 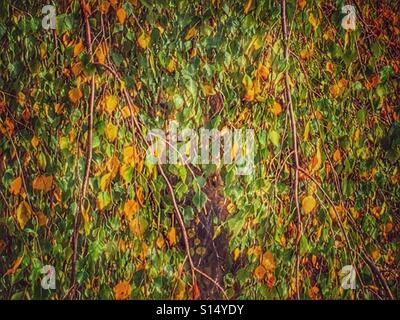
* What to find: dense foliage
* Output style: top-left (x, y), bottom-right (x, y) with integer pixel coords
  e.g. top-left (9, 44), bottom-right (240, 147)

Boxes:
top-left (0, 0), bottom-right (399, 300)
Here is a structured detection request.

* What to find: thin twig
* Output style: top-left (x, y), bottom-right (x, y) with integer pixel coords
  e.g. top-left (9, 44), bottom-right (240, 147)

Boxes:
top-left (281, 0), bottom-right (302, 300)
top-left (69, 0), bottom-right (96, 299)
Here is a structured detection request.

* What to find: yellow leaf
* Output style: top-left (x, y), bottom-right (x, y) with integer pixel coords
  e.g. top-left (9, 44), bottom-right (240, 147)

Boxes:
top-left (156, 235), bottom-right (165, 249)
top-left (243, 0), bottom-right (253, 14)
top-left (129, 217), bottom-right (148, 237)
top-left (100, 1), bottom-right (110, 14)
top-left (185, 26), bottom-right (197, 41)
top-left (323, 27), bottom-right (336, 41)
top-left (96, 192), bottom-right (111, 210)
top-left (136, 186), bottom-right (144, 206)
top-left (105, 95), bottom-right (118, 114)
top-left (166, 58), bottom-right (176, 73)
top-left (31, 135), bottom-right (39, 148)
top-left (68, 87), bottom-right (82, 104)
top-left (81, 202), bottom-right (91, 235)
top-left (371, 248), bottom-right (380, 261)
top-left (106, 155), bottom-right (120, 178)
top-left (202, 84), bottom-right (216, 96)
top-left (121, 106), bottom-right (132, 119)
top-left (227, 202), bottom-right (236, 214)
top-left (261, 251), bottom-right (276, 272)
top-left (54, 103), bottom-right (63, 114)
top-left (257, 64), bottom-right (269, 81)
top-left (242, 75), bottom-right (253, 91)
top-left (105, 122), bottom-right (118, 142)
top-left (73, 40), bottom-right (84, 57)
top-left (300, 47), bottom-right (313, 60)
top-left (96, 44), bottom-right (107, 64)
top-left (174, 279), bottom-right (186, 300)
top-left (270, 101), bottom-right (283, 116)
top-left (233, 247), bottom-right (240, 261)
top-left (247, 246), bottom-right (262, 257)
top-left (5, 256), bottom-right (23, 275)
top-left (32, 175), bottom-right (53, 192)
top-left (113, 281), bottom-right (131, 300)
top-left (309, 142), bottom-right (322, 173)
top-left (124, 199), bottom-right (139, 221)
top-left (123, 145), bottom-right (138, 165)
top-left (137, 33), bottom-right (150, 49)
top-left (10, 177), bottom-right (22, 195)
top-left (329, 84), bottom-right (340, 97)
top-left (304, 120), bottom-right (310, 142)
top-left (100, 173), bottom-right (112, 191)
top-left (116, 7), bottom-right (126, 24)
top-left (308, 13), bottom-right (320, 29)
top-left (167, 227), bottom-right (177, 246)
top-left (16, 201), bottom-right (32, 229)
top-left (333, 148), bottom-right (342, 163)
top-left (16, 92), bottom-right (26, 106)
top-left (302, 195), bottom-right (317, 214)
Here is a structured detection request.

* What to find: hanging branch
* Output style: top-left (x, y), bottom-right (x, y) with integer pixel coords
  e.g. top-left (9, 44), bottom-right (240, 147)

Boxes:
top-left (93, 62), bottom-right (227, 299)
top-left (68, 0), bottom-right (95, 299)
top-left (297, 167), bottom-right (394, 300)
top-left (281, 0), bottom-right (303, 299)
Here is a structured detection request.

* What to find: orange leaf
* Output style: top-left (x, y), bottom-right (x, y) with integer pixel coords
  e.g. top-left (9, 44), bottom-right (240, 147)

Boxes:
top-left (326, 62), bottom-right (334, 74)
top-left (297, 0), bottom-right (306, 10)
top-left (185, 26), bottom-right (197, 41)
top-left (124, 199), bottom-right (139, 221)
top-left (68, 87), bottom-right (83, 104)
top-left (261, 251), bottom-right (276, 272)
top-left (244, 88), bottom-right (255, 102)
top-left (189, 282), bottom-right (201, 300)
top-left (333, 148), bottom-right (342, 163)
top-left (270, 101), bottom-right (283, 116)
top-left (5, 256), bottom-right (23, 275)
top-left (113, 281), bottom-right (131, 300)
top-left (73, 40), bottom-right (84, 57)
top-left (167, 227), bottom-right (177, 246)
top-left (254, 265), bottom-right (266, 281)
top-left (10, 177), bottom-right (22, 195)
top-left (32, 175), bottom-right (53, 192)
top-left (244, 0), bottom-right (253, 14)
top-left (257, 64), bottom-right (269, 81)
top-left (136, 186), bottom-right (144, 206)
top-left (116, 7), bottom-right (126, 24)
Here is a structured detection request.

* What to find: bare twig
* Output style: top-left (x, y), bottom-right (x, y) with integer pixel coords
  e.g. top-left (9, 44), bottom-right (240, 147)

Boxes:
top-left (281, 0), bottom-right (302, 300)
top-left (297, 166), bottom-right (394, 300)
top-left (69, 0), bottom-right (96, 299)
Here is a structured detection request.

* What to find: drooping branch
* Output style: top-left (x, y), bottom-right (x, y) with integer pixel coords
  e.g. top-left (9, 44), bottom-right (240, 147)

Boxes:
top-left (69, 0), bottom-right (96, 299)
top-left (281, 0), bottom-right (302, 299)
top-left (93, 62), bottom-right (227, 299)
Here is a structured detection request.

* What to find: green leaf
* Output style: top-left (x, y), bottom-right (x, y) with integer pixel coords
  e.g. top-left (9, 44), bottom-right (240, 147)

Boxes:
top-left (193, 191), bottom-right (207, 210)
top-left (268, 130), bottom-right (280, 148)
